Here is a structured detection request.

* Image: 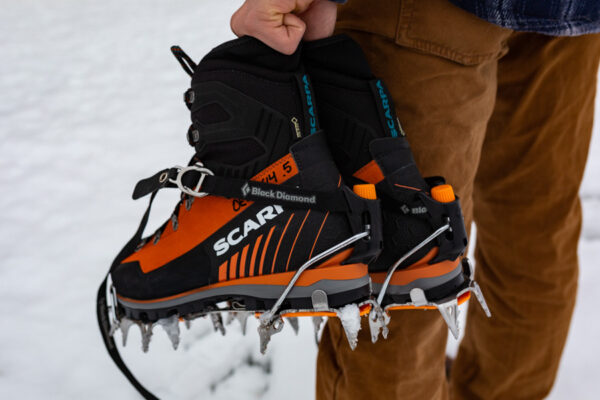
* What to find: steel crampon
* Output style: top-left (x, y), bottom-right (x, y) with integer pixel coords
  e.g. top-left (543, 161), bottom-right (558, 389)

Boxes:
top-left (107, 229), bottom-right (376, 354)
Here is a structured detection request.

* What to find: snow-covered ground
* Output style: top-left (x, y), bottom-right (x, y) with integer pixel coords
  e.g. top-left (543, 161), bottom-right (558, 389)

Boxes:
top-left (1, 1), bottom-right (599, 399)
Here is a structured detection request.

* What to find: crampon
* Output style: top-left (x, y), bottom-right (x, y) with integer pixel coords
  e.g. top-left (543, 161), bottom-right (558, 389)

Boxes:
top-left (303, 34), bottom-right (491, 342)
top-left (96, 38), bottom-right (382, 400)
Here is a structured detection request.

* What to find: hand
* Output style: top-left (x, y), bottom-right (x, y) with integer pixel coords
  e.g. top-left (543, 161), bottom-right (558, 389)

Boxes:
top-left (231, 0), bottom-right (338, 55)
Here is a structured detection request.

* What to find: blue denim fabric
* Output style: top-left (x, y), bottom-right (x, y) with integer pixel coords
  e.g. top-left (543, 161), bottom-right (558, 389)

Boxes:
top-left (330, 0), bottom-right (600, 36)
top-left (449, 0), bottom-right (600, 35)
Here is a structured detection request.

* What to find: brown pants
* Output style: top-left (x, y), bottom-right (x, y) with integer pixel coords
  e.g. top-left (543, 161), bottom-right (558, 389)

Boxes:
top-left (316, 1), bottom-right (600, 399)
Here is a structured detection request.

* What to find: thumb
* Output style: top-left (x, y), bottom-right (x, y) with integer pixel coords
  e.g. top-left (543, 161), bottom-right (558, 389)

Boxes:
top-left (231, 2), bottom-right (307, 55)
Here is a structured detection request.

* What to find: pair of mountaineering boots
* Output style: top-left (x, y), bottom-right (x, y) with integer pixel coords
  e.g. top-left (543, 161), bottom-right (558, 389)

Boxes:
top-left (97, 35), bottom-right (490, 400)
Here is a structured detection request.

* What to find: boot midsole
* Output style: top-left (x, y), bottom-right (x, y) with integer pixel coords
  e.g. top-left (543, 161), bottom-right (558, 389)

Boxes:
top-left (116, 263), bottom-right (368, 311)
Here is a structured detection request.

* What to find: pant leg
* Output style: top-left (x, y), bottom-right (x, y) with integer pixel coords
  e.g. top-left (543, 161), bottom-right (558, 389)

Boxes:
top-left (451, 32), bottom-right (600, 400)
top-left (316, 1), bottom-right (511, 399)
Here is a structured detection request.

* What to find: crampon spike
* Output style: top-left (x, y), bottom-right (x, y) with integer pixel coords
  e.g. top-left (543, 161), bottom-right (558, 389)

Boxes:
top-left (225, 312), bottom-right (235, 326)
top-left (312, 316), bottom-right (324, 345)
top-left (461, 258), bottom-right (491, 318)
top-left (140, 322), bottom-right (154, 353)
top-left (157, 315), bottom-right (181, 350)
top-left (288, 317), bottom-right (300, 335)
top-left (472, 281), bottom-right (492, 318)
top-left (368, 304), bottom-right (389, 343)
top-left (335, 304), bottom-right (361, 350)
top-left (210, 312), bottom-right (226, 336)
top-left (235, 312), bottom-right (250, 335)
top-left (437, 300), bottom-right (460, 340)
top-left (258, 316), bottom-right (284, 354)
top-left (119, 317), bottom-right (135, 347)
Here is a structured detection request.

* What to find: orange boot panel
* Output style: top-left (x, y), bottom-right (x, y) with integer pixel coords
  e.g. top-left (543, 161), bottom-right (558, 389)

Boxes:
top-left (122, 153), bottom-right (299, 274)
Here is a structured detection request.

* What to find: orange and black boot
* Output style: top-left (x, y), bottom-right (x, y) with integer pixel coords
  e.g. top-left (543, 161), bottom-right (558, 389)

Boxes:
top-left (303, 35), bottom-right (490, 341)
top-left (96, 37), bottom-right (383, 400)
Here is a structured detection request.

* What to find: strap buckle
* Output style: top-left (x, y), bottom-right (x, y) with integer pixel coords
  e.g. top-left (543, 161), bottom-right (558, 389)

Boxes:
top-left (172, 162), bottom-right (214, 198)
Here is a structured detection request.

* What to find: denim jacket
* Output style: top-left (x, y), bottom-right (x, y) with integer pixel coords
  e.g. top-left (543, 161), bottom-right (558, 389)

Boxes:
top-left (330, 0), bottom-right (600, 36)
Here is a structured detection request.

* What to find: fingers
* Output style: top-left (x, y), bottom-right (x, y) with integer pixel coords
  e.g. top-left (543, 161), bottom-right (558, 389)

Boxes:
top-left (231, 0), bottom-right (312, 55)
top-left (300, 0), bottom-right (337, 41)
top-left (271, 13), bottom-right (307, 54)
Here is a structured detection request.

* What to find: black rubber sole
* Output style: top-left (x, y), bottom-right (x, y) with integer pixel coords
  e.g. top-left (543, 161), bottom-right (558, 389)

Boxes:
top-left (380, 272), bottom-right (467, 307)
top-left (117, 283), bottom-right (371, 322)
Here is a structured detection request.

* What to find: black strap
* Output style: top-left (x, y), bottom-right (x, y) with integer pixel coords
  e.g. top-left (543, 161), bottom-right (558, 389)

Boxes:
top-left (201, 175), bottom-right (350, 211)
top-left (113, 191), bottom-right (158, 269)
top-left (96, 192), bottom-right (160, 400)
top-left (132, 166), bottom-right (352, 212)
top-left (133, 169), bottom-right (176, 200)
top-left (97, 278), bottom-right (159, 400)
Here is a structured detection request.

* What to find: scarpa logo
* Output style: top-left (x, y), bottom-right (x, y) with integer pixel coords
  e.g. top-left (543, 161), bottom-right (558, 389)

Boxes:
top-left (213, 205), bottom-right (285, 256)
top-left (302, 74), bottom-right (317, 134)
top-left (376, 80), bottom-right (399, 137)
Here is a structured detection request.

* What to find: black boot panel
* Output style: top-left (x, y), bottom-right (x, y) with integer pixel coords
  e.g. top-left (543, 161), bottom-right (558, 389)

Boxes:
top-left (191, 81), bottom-right (296, 178)
top-left (318, 97), bottom-right (380, 180)
top-left (303, 34), bottom-right (374, 80)
top-left (112, 245), bottom-right (211, 301)
top-left (201, 36), bottom-right (303, 73)
top-left (188, 37), bottom-right (321, 179)
top-left (290, 132), bottom-right (344, 191)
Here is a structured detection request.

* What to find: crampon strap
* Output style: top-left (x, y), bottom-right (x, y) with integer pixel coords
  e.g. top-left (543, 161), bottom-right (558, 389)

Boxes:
top-left (97, 279), bottom-right (159, 400)
top-left (97, 191), bottom-right (160, 400)
top-left (132, 166), bottom-right (354, 212)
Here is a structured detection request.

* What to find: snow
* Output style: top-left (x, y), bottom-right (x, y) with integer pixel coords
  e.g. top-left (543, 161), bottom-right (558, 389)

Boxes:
top-left (0, 1), bottom-right (599, 399)
top-left (335, 304), bottom-right (361, 350)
